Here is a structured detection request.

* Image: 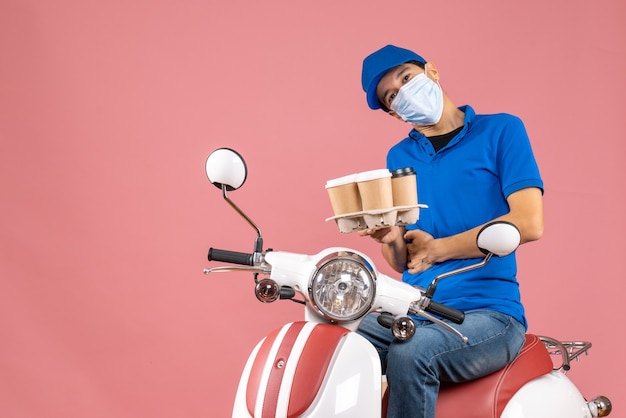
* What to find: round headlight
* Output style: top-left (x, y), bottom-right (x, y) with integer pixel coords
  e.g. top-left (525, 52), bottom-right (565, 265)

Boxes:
top-left (309, 252), bottom-right (376, 322)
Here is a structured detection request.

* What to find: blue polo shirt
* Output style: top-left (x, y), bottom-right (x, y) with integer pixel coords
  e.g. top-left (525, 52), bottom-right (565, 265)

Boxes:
top-left (387, 105), bottom-right (543, 328)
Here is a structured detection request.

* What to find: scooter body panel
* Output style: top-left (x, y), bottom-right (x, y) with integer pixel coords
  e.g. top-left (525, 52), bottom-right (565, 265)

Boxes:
top-left (232, 321), bottom-right (382, 418)
top-left (501, 371), bottom-right (592, 418)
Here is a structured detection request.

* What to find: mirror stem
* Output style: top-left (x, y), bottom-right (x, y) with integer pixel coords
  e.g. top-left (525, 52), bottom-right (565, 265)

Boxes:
top-left (222, 185), bottom-right (264, 252)
top-left (424, 253), bottom-right (493, 298)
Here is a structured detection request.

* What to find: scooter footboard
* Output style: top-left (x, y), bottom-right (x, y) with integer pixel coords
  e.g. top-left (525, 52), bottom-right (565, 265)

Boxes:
top-left (232, 321), bottom-right (382, 418)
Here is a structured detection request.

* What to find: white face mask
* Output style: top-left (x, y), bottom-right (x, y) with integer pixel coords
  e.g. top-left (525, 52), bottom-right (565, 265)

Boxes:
top-left (390, 71), bottom-right (444, 126)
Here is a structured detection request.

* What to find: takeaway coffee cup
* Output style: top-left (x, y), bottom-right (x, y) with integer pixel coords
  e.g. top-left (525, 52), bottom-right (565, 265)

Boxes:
top-left (391, 167), bottom-right (417, 207)
top-left (325, 174), bottom-right (361, 216)
top-left (356, 169), bottom-right (393, 211)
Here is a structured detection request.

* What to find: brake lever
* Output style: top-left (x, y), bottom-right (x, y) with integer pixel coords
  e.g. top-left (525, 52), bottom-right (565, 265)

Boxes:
top-left (410, 305), bottom-right (469, 344)
top-left (203, 265), bottom-right (271, 275)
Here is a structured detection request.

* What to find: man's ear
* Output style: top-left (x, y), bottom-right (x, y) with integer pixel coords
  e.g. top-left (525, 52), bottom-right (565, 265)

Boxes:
top-left (425, 62), bottom-right (440, 82)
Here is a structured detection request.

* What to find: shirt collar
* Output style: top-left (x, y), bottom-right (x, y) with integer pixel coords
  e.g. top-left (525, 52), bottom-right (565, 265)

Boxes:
top-left (408, 105), bottom-right (475, 143)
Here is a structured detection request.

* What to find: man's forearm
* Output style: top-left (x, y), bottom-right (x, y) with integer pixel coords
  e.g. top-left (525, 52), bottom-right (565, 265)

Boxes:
top-left (382, 237), bottom-right (408, 274)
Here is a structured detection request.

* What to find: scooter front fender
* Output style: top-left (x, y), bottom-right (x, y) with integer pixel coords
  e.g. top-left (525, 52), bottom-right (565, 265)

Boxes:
top-left (232, 321), bottom-right (381, 418)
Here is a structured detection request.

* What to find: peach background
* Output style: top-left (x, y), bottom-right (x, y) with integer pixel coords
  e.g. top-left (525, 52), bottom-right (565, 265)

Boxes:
top-left (1, 0), bottom-right (624, 416)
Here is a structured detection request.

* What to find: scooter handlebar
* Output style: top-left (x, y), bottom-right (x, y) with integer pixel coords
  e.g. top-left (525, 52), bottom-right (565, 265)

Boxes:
top-left (426, 300), bottom-right (465, 324)
top-left (208, 248), bottom-right (254, 266)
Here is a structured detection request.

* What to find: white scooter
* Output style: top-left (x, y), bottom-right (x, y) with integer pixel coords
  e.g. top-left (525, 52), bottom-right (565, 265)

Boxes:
top-left (203, 148), bottom-right (612, 418)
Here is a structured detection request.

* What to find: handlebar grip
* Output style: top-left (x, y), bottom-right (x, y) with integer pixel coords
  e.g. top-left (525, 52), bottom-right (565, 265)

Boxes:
top-left (208, 248), bottom-right (254, 266)
top-left (426, 301), bottom-right (465, 324)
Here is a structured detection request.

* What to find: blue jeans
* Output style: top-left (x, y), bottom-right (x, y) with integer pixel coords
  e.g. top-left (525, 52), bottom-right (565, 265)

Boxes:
top-left (356, 310), bottom-right (526, 418)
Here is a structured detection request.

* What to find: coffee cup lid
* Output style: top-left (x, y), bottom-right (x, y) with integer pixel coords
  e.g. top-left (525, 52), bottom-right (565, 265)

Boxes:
top-left (325, 173), bottom-right (357, 188)
top-left (355, 169), bottom-right (391, 182)
top-left (391, 167), bottom-right (416, 177)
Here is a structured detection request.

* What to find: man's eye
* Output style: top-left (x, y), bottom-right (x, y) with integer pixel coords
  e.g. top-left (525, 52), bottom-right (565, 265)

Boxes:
top-left (389, 92), bottom-right (397, 104)
top-left (402, 74), bottom-right (411, 83)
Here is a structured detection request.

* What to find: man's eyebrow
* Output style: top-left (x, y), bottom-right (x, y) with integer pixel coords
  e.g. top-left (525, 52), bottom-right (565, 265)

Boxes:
top-left (381, 66), bottom-right (411, 105)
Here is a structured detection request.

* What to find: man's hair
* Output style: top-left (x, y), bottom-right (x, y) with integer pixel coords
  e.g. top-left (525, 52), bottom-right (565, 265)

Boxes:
top-left (380, 60), bottom-right (426, 113)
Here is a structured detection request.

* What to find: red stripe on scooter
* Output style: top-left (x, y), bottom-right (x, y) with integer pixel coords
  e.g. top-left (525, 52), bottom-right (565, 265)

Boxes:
top-left (245, 322), bottom-right (307, 417)
top-left (245, 325), bottom-right (282, 416)
top-left (287, 324), bottom-right (350, 417)
top-left (261, 322), bottom-right (306, 417)
top-left (245, 322), bottom-right (350, 417)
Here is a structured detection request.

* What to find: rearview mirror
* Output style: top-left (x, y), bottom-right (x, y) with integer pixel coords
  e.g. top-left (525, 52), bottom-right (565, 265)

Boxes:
top-left (476, 221), bottom-right (521, 257)
top-left (205, 148), bottom-right (247, 191)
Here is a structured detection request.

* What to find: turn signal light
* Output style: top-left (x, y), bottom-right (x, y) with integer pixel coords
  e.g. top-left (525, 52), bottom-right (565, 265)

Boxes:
top-left (255, 278), bottom-right (280, 303)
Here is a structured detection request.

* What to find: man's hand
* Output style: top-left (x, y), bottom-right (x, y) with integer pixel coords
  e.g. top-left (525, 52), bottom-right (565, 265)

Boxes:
top-left (404, 229), bottom-right (436, 274)
top-left (359, 226), bottom-right (403, 244)
top-left (360, 226), bottom-right (408, 273)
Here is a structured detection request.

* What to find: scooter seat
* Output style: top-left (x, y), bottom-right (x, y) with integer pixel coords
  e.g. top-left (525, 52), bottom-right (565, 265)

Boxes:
top-left (435, 333), bottom-right (553, 418)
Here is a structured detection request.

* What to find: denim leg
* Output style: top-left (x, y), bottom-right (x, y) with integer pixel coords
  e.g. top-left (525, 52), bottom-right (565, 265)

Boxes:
top-left (357, 310), bottom-right (526, 418)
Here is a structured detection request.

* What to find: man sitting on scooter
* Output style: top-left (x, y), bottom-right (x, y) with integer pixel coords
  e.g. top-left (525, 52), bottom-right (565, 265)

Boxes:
top-left (358, 44), bottom-right (544, 418)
